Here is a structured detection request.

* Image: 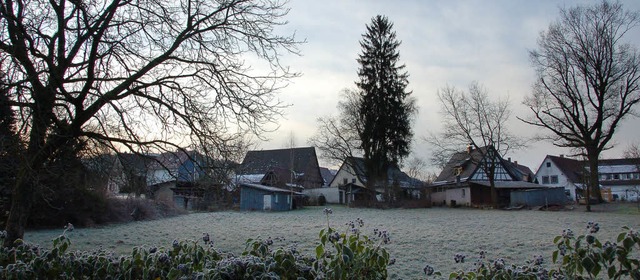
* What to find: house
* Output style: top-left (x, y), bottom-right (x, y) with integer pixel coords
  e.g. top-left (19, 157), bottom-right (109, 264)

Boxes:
top-left (236, 147), bottom-right (324, 190)
top-left (534, 155), bottom-right (586, 202)
top-left (430, 146), bottom-right (558, 208)
top-left (328, 157), bottom-right (421, 204)
top-left (239, 183), bottom-right (302, 211)
top-left (598, 158), bottom-right (640, 201)
top-left (536, 155), bottom-right (640, 202)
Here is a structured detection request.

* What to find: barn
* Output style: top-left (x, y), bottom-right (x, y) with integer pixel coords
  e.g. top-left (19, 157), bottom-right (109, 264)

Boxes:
top-left (239, 183), bottom-right (303, 211)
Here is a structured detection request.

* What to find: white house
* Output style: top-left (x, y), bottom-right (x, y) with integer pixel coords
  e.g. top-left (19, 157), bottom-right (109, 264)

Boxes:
top-left (535, 156), bottom-right (640, 202)
top-left (534, 155), bottom-right (585, 202)
top-left (328, 157), bottom-right (422, 204)
top-left (597, 158), bottom-right (640, 201)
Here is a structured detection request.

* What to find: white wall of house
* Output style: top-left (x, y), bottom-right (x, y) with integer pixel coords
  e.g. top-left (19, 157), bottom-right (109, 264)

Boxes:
top-left (430, 187), bottom-right (470, 206)
top-left (446, 187), bottom-right (470, 206)
top-left (304, 188), bottom-right (344, 204)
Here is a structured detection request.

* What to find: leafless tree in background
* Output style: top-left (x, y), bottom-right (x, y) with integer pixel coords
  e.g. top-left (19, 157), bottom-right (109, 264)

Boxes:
top-left (521, 1), bottom-right (640, 211)
top-left (0, 0), bottom-right (301, 245)
top-left (427, 81), bottom-right (522, 208)
top-left (308, 88), bottom-right (363, 168)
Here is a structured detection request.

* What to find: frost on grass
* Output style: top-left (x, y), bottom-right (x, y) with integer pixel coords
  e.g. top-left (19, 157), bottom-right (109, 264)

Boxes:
top-left (23, 206), bottom-right (640, 279)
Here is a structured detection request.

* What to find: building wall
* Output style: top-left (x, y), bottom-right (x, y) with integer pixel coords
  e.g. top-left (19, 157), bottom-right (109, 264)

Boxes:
top-left (304, 187), bottom-right (344, 204)
top-left (240, 186), bottom-right (265, 211)
top-left (240, 186), bottom-right (291, 211)
top-left (445, 187), bottom-right (471, 206)
top-left (431, 191), bottom-right (446, 206)
top-left (510, 188), bottom-right (567, 207)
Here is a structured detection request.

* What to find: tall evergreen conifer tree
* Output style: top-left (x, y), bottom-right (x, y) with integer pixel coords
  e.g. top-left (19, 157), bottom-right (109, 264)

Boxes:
top-left (356, 15), bottom-right (414, 203)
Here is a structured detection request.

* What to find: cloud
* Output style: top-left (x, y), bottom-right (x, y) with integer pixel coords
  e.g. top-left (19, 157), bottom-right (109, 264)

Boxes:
top-left (258, 0), bottom-right (640, 172)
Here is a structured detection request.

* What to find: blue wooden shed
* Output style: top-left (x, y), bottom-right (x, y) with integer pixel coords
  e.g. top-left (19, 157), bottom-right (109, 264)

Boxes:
top-left (240, 183), bottom-right (302, 211)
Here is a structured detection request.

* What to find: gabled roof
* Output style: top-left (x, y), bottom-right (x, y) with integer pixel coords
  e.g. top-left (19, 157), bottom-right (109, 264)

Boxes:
top-left (505, 161), bottom-right (536, 182)
top-left (239, 147), bottom-right (317, 175)
top-left (240, 183), bottom-right (304, 195)
top-left (546, 155), bottom-right (585, 183)
top-left (319, 167), bottom-right (336, 186)
top-left (433, 146), bottom-right (488, 183)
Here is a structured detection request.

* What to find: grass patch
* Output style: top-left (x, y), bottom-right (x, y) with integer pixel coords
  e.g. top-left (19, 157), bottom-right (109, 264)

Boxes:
top-left (23, 205), bottom-right (640, 279)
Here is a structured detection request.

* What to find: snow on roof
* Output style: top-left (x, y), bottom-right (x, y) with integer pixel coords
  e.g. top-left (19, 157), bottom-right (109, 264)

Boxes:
top-left (236, 174), bottom-right (265, 183)
top-left (598, 165), bottom-right (639, 174)
top-left (240, 183), bottom-right (304, 195)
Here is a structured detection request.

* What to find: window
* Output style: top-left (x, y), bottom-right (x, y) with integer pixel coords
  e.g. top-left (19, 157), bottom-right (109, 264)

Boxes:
top-left (546, 162), bottom-right (551, 168)
top-left (343, 178), bottom-right (348, 185)
top-left (550, 175), bottom-right (559, 184)
top-left (606, 174), bottom-right (612, 180)
top-left (542, 176), bottom-right (550, 184)
top-left (461, 189), bottom-right (466, 198)
top-left (635, 173), bottom-right (639, 179)
top-left (274, 194), bottom-right (278, 203)
top-left (601, 174), bottom-right (607, 180)
top-left (613, 174), bottom-right (620, 180)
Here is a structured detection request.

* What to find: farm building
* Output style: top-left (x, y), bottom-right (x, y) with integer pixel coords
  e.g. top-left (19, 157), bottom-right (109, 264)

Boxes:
top-left (430, 145), bottom-right (554, 208)
top-left (236, 147), bottom-right (324, 190)
top-left (239, 183), bottom-right (303, 211)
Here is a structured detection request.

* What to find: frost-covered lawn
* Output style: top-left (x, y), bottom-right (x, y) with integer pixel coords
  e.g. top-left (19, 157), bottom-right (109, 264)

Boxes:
top-left (24, 205), bottom-right (640, 279)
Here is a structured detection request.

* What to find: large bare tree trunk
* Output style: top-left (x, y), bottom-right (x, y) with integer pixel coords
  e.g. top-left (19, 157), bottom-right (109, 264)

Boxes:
top-left (586, 149), bottom-right (603, 211)
top-left (4, 173), bottom-right (35, 246)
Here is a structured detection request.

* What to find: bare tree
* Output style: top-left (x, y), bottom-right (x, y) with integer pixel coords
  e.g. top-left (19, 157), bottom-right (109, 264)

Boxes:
top-left (308, 88), bottom-right (363, 168)
top-left (427, 81), bottom-right (522, 208)
top-left (404, 156), bottom-right (427, 183)
top-left (0, 0), bottom-right (301, 245)
top-left (520, 1), bottom-right (640, 211)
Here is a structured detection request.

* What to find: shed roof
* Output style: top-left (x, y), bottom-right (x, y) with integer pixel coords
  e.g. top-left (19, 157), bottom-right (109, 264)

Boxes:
top-left (240, 183), bottom-right (304, 195)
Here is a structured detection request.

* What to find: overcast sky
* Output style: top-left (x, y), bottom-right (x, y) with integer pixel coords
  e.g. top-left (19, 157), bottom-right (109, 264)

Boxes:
top-left (255, 0), bottom-right (640, 173)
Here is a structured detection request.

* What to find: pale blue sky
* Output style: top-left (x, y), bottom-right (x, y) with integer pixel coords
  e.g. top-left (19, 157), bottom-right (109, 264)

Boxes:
top-left (257, 0), bottom-right (640, 172)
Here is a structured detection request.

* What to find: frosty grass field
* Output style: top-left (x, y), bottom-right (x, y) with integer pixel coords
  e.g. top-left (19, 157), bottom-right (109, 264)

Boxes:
top-left (25, 205), bottom-right (640, 279)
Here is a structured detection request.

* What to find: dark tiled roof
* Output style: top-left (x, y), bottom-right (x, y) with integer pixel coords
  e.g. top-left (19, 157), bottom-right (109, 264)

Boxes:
top-left (505, 161), bottom-right (535, 182)
top-left (239, 147), bottom-right (317, 175)
top-left (547, 156), bottom-right (585, 183)
top-left (319, 167), bottom-right (336, 186)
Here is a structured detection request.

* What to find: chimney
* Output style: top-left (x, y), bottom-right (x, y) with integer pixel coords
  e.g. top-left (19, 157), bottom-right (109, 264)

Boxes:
top-left (514, 161), bottom-right (518, 166)
top-left (508, 157), bottom-right (511, 162)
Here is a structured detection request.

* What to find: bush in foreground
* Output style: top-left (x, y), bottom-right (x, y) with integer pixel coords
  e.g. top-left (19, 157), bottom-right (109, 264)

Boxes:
top-left (0, 209), bottom-right (390, 279)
